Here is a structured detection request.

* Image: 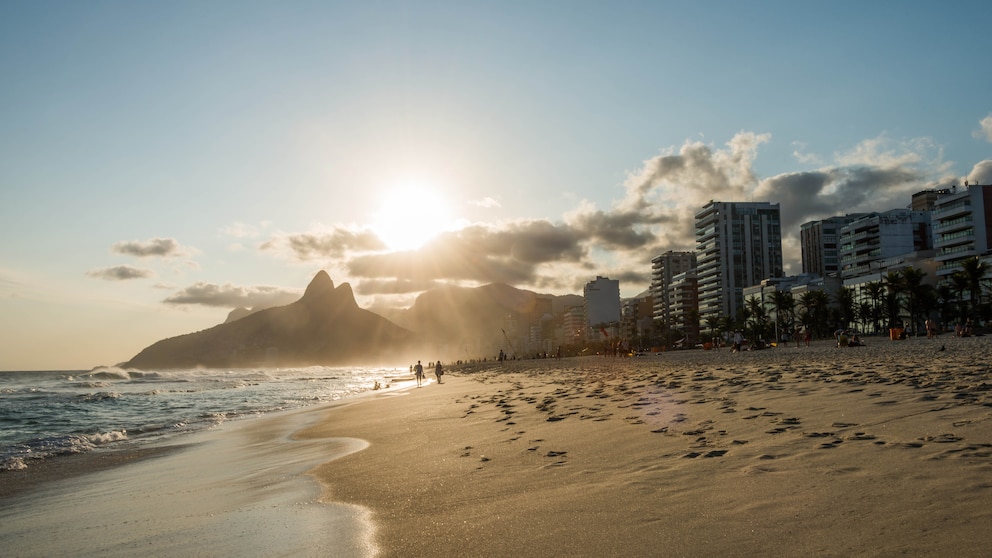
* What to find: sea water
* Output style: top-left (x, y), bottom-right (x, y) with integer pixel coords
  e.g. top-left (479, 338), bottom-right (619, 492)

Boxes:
top-left (0, 365), bottom-right (408, 472)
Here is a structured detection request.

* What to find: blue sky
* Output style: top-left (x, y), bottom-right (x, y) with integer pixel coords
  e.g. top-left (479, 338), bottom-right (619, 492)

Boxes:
top-left (2, 1), bottom-right (991, 369)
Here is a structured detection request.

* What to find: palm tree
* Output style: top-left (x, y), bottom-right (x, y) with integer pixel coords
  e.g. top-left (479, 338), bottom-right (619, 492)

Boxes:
top-left (950, 272), bottom-right (971, 328)
top-left (900, 266), bottom-right (930, 336)
top-left (745, 296), bottom-right (769, 342)
top-left (863, 281), bottom-right (885, 335)
top-left (856, 301), bottom-right (874, 333)
top-left (834, 287), bottom-right (856, 330)
top-left (769, 289), bottom-right (795, 341)
top-left (882, 270), bottom-right (905, 330)
top-left (955, 257), bottom-right (989, 322)
top-left (704, 315), bottom-right (722, 344)
top-left (936, 284), bottom-right (958, 330)
top-left (799, 289), bottom-right (831, 338)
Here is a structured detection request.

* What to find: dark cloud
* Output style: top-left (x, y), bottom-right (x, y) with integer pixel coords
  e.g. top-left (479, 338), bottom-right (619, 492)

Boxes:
top-left (570, 209), bottom-right (658, 250)
top-left (347, 221), bottom-right (588, 285)
top-left (164, 282), bottom-right (300, 309)
top-left (261, 228), bottom-right (386, 260)
top-left (112, 238), bottom-right (189, 258)
top-left (86, 265), bottom-right (154, 281)
top-left (754, 165), bottom-right (922, 232)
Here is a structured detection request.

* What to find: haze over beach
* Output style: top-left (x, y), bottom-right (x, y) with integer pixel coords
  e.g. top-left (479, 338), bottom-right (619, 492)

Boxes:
top-left (2, 1), bottom-right (992, 371)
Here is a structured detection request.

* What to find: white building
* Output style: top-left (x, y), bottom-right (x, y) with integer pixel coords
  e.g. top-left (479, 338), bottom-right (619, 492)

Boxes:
top-left (695, 201), bottom-right (783, 325)
top-left (839, 209), bottom-right (932, 280)
top-left (650, 250), bottom-right (696, 324)
top-left (562, 305), bottom-right (586, 344)
top-left (584, 276), bottom-right (620, 339)
top-left (668, 270), bottom-right (699, 342)
top-left (932, 183), bottom-right (992, 279)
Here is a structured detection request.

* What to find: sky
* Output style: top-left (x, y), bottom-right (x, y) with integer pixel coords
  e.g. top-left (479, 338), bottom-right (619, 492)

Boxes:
top-left (2, 1), bottom-right (992, 370)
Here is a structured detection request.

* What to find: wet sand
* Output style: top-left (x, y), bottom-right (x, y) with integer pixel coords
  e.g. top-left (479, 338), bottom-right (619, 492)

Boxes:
top-left (0, 404), bottom-right (377, 557)
top-left (302, 336), bottom-right (992, 557)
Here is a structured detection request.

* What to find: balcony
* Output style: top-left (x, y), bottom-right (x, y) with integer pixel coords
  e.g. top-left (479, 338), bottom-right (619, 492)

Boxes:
top-left (932, 200), bottom-right (971, 220)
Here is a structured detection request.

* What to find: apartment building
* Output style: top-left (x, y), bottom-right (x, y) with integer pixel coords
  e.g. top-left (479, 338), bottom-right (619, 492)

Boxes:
top-left (583, 276), bottom-right (621, 339)
top-left (932, 183), bottom-right (992, 279)
top-left (695, 201), bottom-right (783, 325)
top-left (839, 209), bottom-right (932, 280)
top-left (650, 250), bottom-right (696, 324)
top-left (668, 270), bottom-right (700, 343)
top-left (800, 214), bottom-right (867, 278)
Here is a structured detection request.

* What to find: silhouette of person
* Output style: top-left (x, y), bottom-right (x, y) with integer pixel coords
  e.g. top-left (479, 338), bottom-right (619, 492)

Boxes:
top-left (434, 360), bottom-right (443, 384)
top-left (414, 360), bottom-right (424, 387)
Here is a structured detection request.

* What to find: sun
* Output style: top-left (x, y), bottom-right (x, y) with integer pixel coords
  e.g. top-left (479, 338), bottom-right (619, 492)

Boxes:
top-left (371, 181), bottom-right (454, 251)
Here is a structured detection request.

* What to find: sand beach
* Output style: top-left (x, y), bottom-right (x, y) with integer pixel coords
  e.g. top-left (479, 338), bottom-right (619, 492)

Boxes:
top-left (3, 335), bottom-right (992, 557)
top-left (304, 335), bottom-right (992, 557)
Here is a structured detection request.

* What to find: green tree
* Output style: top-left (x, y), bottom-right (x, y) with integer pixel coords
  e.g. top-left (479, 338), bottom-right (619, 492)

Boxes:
top-left (863, 281), bottom-right (886, 335)
top-left (955, 257), bottom-right (989, 322)
top-left (769, 289), bottom-right (796, 340)
top-left (882, 270), bottom-right (905, 330)
top-left (834, 287), bottom-right (856, 329)
top-left (799, 289), bottom-right (831, 338)
top-left (745, 296), bottom-right (769, 341)
top-left (900, 266), bottom-right (931, 336)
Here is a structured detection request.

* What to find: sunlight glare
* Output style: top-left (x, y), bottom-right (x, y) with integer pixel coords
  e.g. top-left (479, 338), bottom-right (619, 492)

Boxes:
top-left (372, 181), bottom-right (453, 251)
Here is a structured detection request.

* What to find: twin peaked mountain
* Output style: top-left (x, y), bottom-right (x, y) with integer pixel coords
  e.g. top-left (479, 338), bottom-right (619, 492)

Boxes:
top-left (123, 271), bottom-right (577, 369)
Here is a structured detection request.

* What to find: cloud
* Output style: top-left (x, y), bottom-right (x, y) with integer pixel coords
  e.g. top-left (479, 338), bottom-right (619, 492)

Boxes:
top-left (266, 130), bottom-right (961, 304)
top-left (976, 114), bottom-right (992, 143)
top-left (968, 160), bottom-right (992, 184)
top-left (112, 238), bottom-right (192, 258)
top-left (754, 165), bottom-right (922, 233)
top-left (791, 141), bottom-right (823, 166)
top-left (261, 227), bottom-right (387, 260)
top-left (469, 197), bottom-right (501, 208)
top-left (164, 282), bottom-right (301, 309)
top-left (347, 221), bottom-right (587, 286)
top-left (86, 265), bottom-right (155, 281)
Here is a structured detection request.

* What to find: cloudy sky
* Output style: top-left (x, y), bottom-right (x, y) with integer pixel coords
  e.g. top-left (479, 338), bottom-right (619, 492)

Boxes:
top-left (2, 1), bottom-right (991, 370)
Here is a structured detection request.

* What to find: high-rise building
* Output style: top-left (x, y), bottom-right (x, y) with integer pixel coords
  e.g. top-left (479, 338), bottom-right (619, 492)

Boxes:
top-left (668, 270), bottom-right (699, 343)
top-left (800, 214), bottom-right (867, 278)
top-left (562, 305), bottom-right (586, 343)
top-left (583, 276), bottom-right (620, 339)
top-left (650, 250), bottom-right (696, 324)
top-left (621, 291), bottom-right (654, 345)
top-left (695, 201), bottom-right (783, 325)
top-left (839, 209), bottom-right (933, 280)
top-left (932, 183), bottom-right (992, 279)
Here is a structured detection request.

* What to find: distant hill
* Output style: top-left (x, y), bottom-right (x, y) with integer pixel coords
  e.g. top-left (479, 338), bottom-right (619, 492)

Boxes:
top-left (123, 271), bottom-right (418, 369)
top-left (389, 283), bottom-right (583, 357)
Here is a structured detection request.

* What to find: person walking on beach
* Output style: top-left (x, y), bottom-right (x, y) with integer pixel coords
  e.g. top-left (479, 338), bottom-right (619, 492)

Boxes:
top-left (732, 330), bottom-right (743, 353)
top-left (414, 360), bottom-right (424, 387)
top-left (434, 360), bottom-right (443, 384)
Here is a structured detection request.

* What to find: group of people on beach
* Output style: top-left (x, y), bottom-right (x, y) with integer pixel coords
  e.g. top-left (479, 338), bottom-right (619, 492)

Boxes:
top-left (412, 360), bottom-right (443, 387)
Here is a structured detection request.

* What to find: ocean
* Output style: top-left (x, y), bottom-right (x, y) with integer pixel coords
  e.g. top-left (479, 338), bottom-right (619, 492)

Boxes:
top-left (0, 365), bottom-right (411, 472)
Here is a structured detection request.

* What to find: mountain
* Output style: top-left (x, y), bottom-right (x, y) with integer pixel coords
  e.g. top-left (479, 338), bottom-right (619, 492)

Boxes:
top-left (123, 271), bottom-right (418, 369)
top-left (389, 283), bottom-right (583, 356)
